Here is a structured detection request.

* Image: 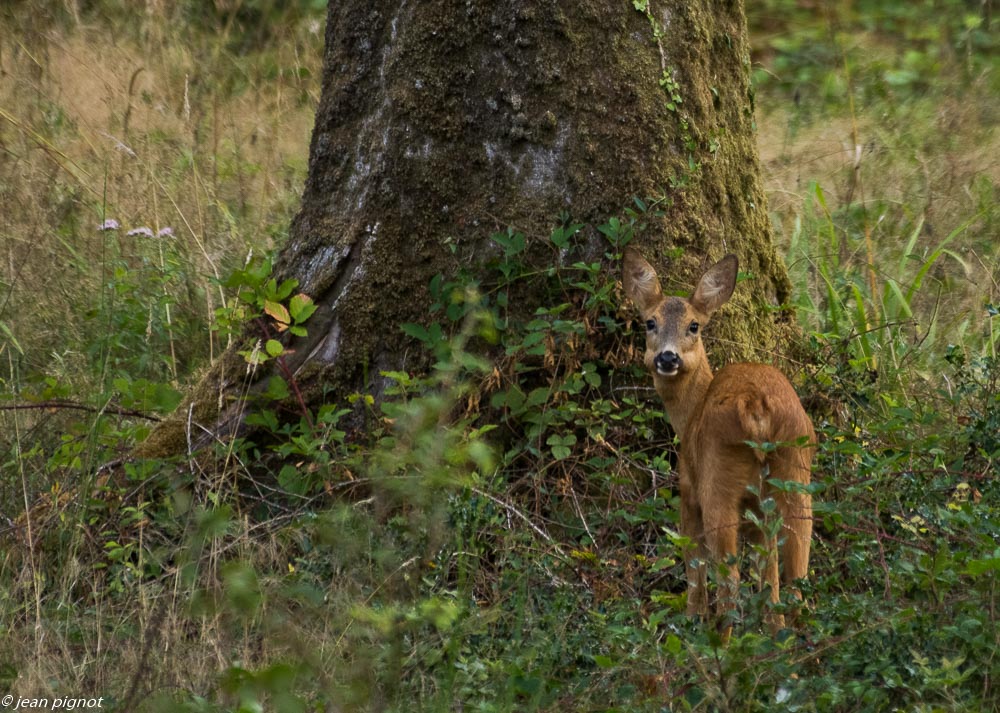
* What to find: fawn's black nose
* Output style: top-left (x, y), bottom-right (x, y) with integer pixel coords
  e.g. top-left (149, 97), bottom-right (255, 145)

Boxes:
top-left (654, 350), bottom-right (682, 375)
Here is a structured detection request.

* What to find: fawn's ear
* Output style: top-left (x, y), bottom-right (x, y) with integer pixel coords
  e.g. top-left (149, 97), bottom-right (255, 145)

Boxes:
top-left (622, 247), bottom-right (663, 314)
top-left (690, 254), bottom-right (738, 316)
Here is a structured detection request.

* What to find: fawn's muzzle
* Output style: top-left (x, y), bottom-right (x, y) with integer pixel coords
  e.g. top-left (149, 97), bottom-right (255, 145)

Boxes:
top-left (654, 350), bottom-right (682, 375)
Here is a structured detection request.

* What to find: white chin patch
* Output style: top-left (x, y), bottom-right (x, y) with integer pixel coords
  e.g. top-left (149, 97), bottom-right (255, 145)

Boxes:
top-left (656, 366), bottom-right (679, 377)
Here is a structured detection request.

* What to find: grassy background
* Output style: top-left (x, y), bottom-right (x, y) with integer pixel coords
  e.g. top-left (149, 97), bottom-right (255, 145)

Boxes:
top-left (1, 1), bottom-right (998, 711)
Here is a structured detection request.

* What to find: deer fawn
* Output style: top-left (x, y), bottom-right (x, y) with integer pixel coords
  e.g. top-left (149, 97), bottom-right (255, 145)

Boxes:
top-left (623, 248), bottom-right (814, 638)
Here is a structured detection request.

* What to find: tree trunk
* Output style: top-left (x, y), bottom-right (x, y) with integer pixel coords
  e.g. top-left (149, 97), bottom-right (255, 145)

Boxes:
top-left (138, 0), bottom-right (797, 458)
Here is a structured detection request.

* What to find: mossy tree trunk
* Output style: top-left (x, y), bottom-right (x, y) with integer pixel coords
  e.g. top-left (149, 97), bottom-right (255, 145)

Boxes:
top-left (139, 0), bottom-right (796, 457)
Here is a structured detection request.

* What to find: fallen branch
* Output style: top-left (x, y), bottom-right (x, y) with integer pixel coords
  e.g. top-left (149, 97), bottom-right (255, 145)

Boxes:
top-left (0, 400), bottom-right (162, 422)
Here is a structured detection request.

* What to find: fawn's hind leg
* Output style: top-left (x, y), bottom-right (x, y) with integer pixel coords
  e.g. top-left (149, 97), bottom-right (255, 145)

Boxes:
top-left (701, 505), bottom-right (741, 640)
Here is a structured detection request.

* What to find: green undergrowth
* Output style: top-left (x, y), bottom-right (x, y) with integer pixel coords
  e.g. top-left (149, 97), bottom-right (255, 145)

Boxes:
top-left (3, 205), bottom-right (1000, 711)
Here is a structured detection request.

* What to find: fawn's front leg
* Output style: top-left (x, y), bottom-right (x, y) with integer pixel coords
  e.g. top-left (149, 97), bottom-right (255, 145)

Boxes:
top-left (680, 492), bottom-right (709, 618)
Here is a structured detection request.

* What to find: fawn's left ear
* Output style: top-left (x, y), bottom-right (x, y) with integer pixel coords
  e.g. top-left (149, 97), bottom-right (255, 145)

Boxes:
top-left (622, 247), bottom-right (663, 314)
top-left (690, 254), bottom-right (738, 316)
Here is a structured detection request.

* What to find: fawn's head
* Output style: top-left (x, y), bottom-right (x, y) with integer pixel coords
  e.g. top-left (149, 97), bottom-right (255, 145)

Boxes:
top-left (622, 248), bottom-right (738, 379)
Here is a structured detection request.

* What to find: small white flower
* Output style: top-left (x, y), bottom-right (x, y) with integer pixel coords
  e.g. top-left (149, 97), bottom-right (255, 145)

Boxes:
top-left (98, 219), bottom-right (120, 231)
top-left (127, 227), bottom-right (155, 238)
top-left (100, 131), bottom-right (137, 158)
top-left (157, 227), bottom-right (174, 238)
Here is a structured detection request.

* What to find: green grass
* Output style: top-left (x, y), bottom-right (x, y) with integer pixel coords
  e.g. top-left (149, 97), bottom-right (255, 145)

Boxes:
top-left (752, 0), bottom-right (999, 376)
top-left (1, 1), bottom-right (999, 711)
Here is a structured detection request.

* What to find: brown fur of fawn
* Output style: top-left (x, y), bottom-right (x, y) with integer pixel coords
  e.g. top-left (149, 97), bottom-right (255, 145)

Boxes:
top-left (623, 248), bottom-right (815, 638)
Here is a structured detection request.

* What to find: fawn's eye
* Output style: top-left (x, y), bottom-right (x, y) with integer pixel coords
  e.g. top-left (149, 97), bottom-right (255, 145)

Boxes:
top-left (688, 321), bottom-right (700, 335)
top-left (645, 319), bottom-right (656, 332)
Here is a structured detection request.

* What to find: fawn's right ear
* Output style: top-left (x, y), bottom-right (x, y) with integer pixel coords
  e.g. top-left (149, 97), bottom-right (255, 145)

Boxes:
top-left (622, 247), bottom-right (663, 313)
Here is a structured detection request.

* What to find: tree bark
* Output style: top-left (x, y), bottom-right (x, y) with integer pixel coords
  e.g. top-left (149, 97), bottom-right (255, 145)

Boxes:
top-left (138, 0), bottom-right (797, 458)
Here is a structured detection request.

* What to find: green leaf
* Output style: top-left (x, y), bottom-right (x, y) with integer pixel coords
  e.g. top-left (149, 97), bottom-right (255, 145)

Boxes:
top-left (965, 556), bottom-right (1000, 577)
top-left (883, 279), bottom-right (913, 319)
top-left (289, 293), bottom-right (317, 323)
top-left (265, 339), bottom-right (284, 358)
top-left (547, 433), bottom-right (577, 460)
top-left (152, 383), bottom-right (183, 413)
top-left (849, 283), bottom-right (873, 364)
top-left (524, 387), bottom-right (550, 410)
top-left (246, 256), bottom-right (273, 285)
top-left (905, 215), bottom-right (975, 305)
top-left (491, 385), bottom-right (525, 411)
top-left (114, 378), bottom-right (183, 414)
top-left (549, 226), bottom-right (569, 248)
top-left (265, 376), bottom-right (290, 401)
top-left (264, 300), bottom-right (291, 325)
top-left (0, 321), bottom-right (23, 355)
top-left (491, 228), bottom-right (526, 257)
top-left (278, 464), bottom-right (307, 495)
top-left (381, 370), bottom-right (415, 387)
top-left (401, 322), bottom-right (431, 343)
top-left (274, 278), bottom-right (299, 301)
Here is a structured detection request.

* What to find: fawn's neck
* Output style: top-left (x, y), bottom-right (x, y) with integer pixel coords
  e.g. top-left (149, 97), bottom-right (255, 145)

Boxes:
top-left (654, 358), bottom-right (714, 439)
